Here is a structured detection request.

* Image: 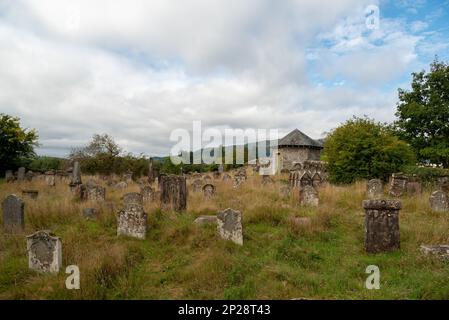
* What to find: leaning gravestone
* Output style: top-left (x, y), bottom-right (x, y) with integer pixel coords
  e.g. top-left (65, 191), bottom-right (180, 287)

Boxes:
top-left (429, 191), bottom-right (449, 213)
top-left (217, 208), bottom-right (243, 245)
top-left (299, 185), bottom-right (319, 207)
top-left (17, 167), bottom-right (26, 181)
top-left (160, 175), bottom-right (187, 212)
top-left (363, 199), bottom-right (401, 253)
top-left (389, 173), bottom-right (408, 197)
top-left (26, 230), bottom-right (62, 273)
top-left (117, 193), bottom-right (147, 239)
top-left (2, 194), bottom-right (25, 232)
top-left (367, 179), bottom-right (383, 199)
top-left (203, 183), bottom-right (216, 199)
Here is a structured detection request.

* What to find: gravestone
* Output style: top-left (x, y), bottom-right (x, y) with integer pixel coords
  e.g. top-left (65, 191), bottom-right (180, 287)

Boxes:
top-left (312, 172), bottom-right (322, 189)
top-left (140, 185), bottom-right (153, 202)
top-left (5, 170), bottom-right (14, 183)
top-left (429, 191), bottom-right (449, 212)
top-left (406, 181), bottom-right (422, 196)
top-left (194, 215), bottom-right (217, 226)
top-left (217, 208), bottom-right (243, 245)
top-left (389, 173), bottom-right (408, 197)
top-left (83, 208), bottom-right (99, 219)
top-left (25, 171), bottom-right (35, 182)
top-left (45, 171), bottom-right (56, 186)
top-left (123, 171), bottom-right (133, 183)
top-left (160, 175), bottom-right (187, 212)
top-left (202, 183), bottom-right (216, 199)
top-left (2, 194), bottom-right (25, 232)
top-left (261, 175), bottom-right (274, 186)
top-left (233, 176), bottom-right (244, 189)
top-left (213, 171), bottom-right (221, 179)
top-left (17, 167), bottom-right (26, 181)
top-left (71, 161), bottom-right (82, 186)
top-left (86, 184), bottom-right (106, 201)
top-left (203, 175), bottom-right (212, 181)
top-left (115, 181), bottom-right (128, 189)
top-left (22, 190), bottom-right (39, 200)
top-left (363, 199), bottom-right (401, 253)
top-left (367, 179), bottom-right (383, 199)
top-left (192, 179), bottom-right (203, 192)
top-left (222, 173), bottom-right (232, 182)
top-left (299, 185), bottom-right (319, 207)
top-left (420, 245), bottom-right (449, 260)
top-left (117, 193), bottom-right (147, 239)
top-left (26, 230), bottom-right (62, 273)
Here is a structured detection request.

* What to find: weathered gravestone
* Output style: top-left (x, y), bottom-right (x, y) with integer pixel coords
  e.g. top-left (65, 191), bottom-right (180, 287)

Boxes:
top-left (26, 230), bottom-right (62, 273)
top-left (69, 161), bottom-right (82, 191)
top-left (406, 180), bottom-right (422, 196)
top-left (45, 171), bottom-right (56, 186)
top-left (367, 179), bottom-right (383, 199)
top-left (115, 181), bottom-right (128, 190)
top-left (85, 183), bottom-right (106, 201)
top-left (203, 175), bottom-right (212, 182)
top-left (140, 185), bottom-right (153, 202)
top-left (17, 167), bottom-right (26, 181)
top-left (389, 173), bottom-right (408, 197)
top-left (203, 183), bottom-right (216, 199)
top-left (5, 170), bottom-right (14, 183)
top-left (83, 208), bottom-right (99, 219)
top-left (117, 193), bottom-right (147, 239)
top-left (233, 176), bottom-right (244, 189)
top-left (22, 190), bottom-right (39, 200)
top-left (222, 173), bottom-right (232, 182)
top-left (429, 191), bottom-right (449, 213)
top-left (25, 171), bottom-right (35, 182)
top-left (217, 208), bottom-right (243, 245)
top-left (363, 199), bottom-right (401, 253)
top-left (194, 215), bottom-right (217, 226)
top-left (312, 173), bottom-right (322, 189)
top-left (192, 179), bottom-right (203, 192)
top-left (123, 171), bottom-right (133, 183)
top-left (420, 245), bottom-right (449, 260)
top-left (160, 175), bottom-right (187, 212)
top-left (2, 194), bottom-right (25, 232)
top-left (299, 185), bottom-right (319, 207)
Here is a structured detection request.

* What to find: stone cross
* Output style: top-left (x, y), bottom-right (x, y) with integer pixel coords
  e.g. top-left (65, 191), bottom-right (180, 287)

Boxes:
top-left (117, 193), bottom-right (147, 239)
top-left (160, 175), bottom-right (187, 212)
top-left (429, 191), bottom-right (449, 212)
top-left (299, 185), bottom-right (319, 207)
top-left (363, 199), bottom-right (401, 253)
top-left (2, 194), bottom-right (25, 232)
top-left (26, 230), bottom-right (62, 273)
top-left (217, 208), bottom-right (243, 245)
top-left (17, 167), bottom-right (26, 181)
top-left (367, 179), bottom-right (383, 199)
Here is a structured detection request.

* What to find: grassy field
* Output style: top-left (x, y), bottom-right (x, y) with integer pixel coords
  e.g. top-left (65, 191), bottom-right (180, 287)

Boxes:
top-left (0, 173), bottom-right (448, 300)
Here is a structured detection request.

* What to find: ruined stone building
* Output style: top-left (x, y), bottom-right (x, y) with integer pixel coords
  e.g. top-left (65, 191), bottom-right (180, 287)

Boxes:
top-left (274, 129), bottom-right (323, 174)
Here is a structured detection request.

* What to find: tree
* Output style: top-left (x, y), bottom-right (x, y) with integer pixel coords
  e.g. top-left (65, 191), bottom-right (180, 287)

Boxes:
top-left (323, 117), bottom-right (415, 183)
top-left (395, 58), bottom-right (449, 167)
top-left (0, 113), bottom-right (38, 174)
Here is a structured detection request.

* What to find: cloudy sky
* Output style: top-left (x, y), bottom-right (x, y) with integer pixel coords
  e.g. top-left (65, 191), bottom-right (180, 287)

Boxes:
top-left (0, 0), bottom-right (448, 157)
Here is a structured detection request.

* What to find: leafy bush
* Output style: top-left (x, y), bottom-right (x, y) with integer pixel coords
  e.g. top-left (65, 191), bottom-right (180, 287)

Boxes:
top-left (323, 117), bottom-right (416, 184)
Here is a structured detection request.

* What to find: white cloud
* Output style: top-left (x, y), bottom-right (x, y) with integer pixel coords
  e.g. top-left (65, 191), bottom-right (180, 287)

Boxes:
top-left (0, 0), bottom-right (433, 157)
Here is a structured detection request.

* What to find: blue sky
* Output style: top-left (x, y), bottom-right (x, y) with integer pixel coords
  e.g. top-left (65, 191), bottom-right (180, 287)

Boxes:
top-left (0, 0), bottom-right (448, 157)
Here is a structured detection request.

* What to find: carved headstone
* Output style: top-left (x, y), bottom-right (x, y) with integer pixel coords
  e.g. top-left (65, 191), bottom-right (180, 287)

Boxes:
top-left (26, 231), bottom-right (62, 273)
top-left (429, 191), bottom-right (449, 213)
top-left (202, 183), bottom-right (216, 199)
top-left (363, 199), bottom-right (401, 253)
top-left (299, 185), bottom-right (319, 207)
top-left (2, 194), bottom-right (25, 232)
top-left (86, 184), bottom-right (106, 201)
top-left (367, 179), bottom-right (383, 199)
top-left (22, 190), bottom-right (39, 200)
top-left (117, 193), bottom-right (147, 239)
top-left (17, 167), bottom-right (26, 181)
top-left (389, 173), bottom-right (408, 197)
top-left (217, 208), bottom-right (243, 245)
top-left (160, 175), bottom-right (187, 212)
top-left (140, 185), bottom-right (153, 202)
top-left (71, 161), bottom-right (82, 186)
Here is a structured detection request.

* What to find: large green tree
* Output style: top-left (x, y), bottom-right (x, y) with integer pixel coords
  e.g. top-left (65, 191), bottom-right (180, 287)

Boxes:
top-left (0, 114), bottom-right (38, 174)
top-left (323, 117), bottom-right (415, 183)
top-left (395, 58), bottom-right (449, 167)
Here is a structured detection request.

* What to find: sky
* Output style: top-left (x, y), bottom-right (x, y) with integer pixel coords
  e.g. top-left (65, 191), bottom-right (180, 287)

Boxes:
top-left (0, 0), bottom-right (448, 157)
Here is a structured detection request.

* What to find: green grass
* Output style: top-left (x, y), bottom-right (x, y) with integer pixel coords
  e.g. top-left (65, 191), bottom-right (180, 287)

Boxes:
top-left (0, 176), bottom-right (449, 299)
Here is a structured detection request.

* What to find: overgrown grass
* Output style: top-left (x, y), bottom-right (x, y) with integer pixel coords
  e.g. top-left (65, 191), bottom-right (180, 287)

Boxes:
top-left (0, 173), bottom-right (448, 299)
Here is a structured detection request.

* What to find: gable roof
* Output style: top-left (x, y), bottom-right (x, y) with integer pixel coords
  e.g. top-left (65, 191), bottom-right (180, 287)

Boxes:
top-left (278, 129), bottom-right (323, 149)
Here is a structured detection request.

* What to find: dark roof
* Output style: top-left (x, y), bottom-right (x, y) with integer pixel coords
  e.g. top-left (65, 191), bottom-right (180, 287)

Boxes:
top-left (278, 129), bottom-right (323, 148)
